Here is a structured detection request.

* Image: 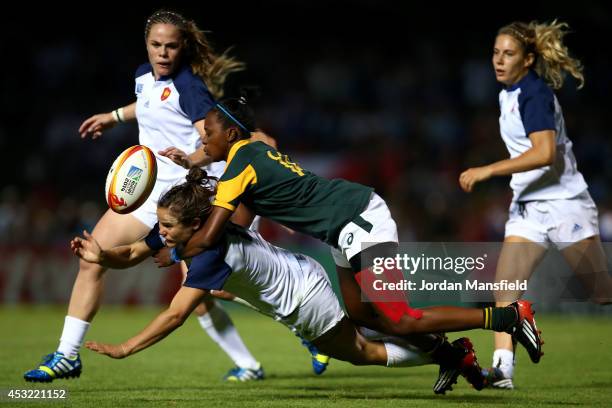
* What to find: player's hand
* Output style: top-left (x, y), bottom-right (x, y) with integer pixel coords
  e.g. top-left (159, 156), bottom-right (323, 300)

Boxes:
top-left (459, 166), bottom-right (493, 192)
top-left (250, 130), bottom-right (277, 149)
top-left (158, 146), bottom-right (192, 169)
top-left (78, 112), bottom-right (117, 139)
top-left (85, 341), bottom-right (129, 359)
top-left (153, 247), bottom-right (174, 267)
top-left (70, 230), bottom-right (102, 263)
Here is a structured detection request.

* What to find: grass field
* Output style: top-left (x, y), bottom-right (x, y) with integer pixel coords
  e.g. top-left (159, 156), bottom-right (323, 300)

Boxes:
top-left (1, 306), bottom-right (611, 407)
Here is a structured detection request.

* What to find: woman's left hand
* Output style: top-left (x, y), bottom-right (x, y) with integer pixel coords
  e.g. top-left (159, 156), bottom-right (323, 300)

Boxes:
top-left (85, 341), bottom-right (129, 359)
top-left (459, 166), bottom-right (493, 192)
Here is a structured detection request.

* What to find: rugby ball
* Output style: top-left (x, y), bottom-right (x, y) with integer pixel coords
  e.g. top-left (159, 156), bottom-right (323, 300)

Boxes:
top-left (105, 145), bottom-right (157, 214)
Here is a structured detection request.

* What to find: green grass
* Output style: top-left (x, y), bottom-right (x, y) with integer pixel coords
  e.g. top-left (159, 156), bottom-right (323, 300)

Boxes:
top-left (1, 306), bottom-right (611, 407)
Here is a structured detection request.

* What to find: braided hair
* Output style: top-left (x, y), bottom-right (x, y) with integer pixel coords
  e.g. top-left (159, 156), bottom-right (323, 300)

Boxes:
top-left (212, 88), bottom-right (258, 140)
top-left (157, 167), bottom-right (217, 225)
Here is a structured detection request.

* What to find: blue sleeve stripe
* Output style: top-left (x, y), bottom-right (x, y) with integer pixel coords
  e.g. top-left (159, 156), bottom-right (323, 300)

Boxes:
top-left (174, 68), bottom-right (216, 123)
top-left (518, 84), bottom-right (556, 135)
top-left (183, 241), bottom-right (232, 291)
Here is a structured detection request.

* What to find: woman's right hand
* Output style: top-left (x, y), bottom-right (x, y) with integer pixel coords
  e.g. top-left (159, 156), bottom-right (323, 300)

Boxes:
top-left (78, 112), bottom-right (117, 139)
top-left (71, 230), bottom-right (103, 263)
top-left (459, 166), bottom-right (493, 192)
top-left (158, 146), bottom-right (192, 169)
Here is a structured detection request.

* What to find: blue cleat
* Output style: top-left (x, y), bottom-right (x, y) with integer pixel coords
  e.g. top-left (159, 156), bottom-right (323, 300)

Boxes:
top-left (223, 363), bottom-right (265, 382)
top-left (301, 338), bottom-right (330, 375)
top-left (24, 352), bottom-right (82, 383)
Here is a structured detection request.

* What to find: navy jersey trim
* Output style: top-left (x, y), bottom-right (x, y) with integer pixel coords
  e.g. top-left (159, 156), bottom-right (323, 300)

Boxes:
top-left (183, 240), bottom-right (232, 291)
top-left (135, 63), bottom-right (153, 79)
top-left (174, 65), bottom-right (216, 123)
top-left (516, 71), bottom-right (556, 136)
top-left (144, 223), bottom-right (165, 251)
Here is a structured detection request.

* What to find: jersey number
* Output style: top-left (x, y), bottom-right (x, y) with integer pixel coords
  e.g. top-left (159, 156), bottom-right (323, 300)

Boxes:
top-left (266, 151), bottom-right (305, 176)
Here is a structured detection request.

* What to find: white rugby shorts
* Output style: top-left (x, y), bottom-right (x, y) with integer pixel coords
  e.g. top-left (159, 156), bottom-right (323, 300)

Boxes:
top-left (505, 191), bottom-right (600, 249)
top-left (331, 193), bottom-right (399, 268)
top-left (280, 254), bottom-right (345, 341)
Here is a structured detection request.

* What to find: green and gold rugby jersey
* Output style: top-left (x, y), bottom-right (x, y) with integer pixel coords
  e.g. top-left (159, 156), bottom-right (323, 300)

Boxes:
top-left (213, 140), bottom-right (373, 246)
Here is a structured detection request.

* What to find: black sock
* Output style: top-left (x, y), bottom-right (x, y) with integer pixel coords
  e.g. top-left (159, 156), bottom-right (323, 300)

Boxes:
top-left (483, 306), bottom-right (518, 332)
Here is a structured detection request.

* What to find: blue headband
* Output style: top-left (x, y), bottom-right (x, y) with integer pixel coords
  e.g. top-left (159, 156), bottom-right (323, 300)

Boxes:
top-left (215, 103), bottom-right (249, 133)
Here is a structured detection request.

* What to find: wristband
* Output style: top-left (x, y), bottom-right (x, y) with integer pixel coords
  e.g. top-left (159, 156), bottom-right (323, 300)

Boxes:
top-left (113, 108), bottom-right (125, 123)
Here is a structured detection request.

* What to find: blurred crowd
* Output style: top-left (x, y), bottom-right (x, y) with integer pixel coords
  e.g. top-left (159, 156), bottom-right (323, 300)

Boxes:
top-left (2, 2), bottom-right (612, 249)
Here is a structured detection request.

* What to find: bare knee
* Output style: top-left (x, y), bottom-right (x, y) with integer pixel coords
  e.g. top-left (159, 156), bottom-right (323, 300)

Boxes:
top-left (77, 258), bottom-right (106, 280)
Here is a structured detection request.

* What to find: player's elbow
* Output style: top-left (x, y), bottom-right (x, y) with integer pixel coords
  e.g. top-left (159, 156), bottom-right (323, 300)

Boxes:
top-left (535, 146), bottom-right (556, 167)
top-left (542, 147), bottom-right (556, 166)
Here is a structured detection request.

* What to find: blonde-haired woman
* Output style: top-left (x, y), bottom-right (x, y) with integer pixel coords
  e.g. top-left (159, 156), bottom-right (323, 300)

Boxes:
top-left (24, 9), bottom-right (268, 383)
top-left (460, 20), bottom-right (612, 389)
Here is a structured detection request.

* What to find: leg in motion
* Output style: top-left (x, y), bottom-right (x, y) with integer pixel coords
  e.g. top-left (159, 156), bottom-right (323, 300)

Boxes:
top-left (484, 237), bottom-right (546, 389)
top-left (194, 295), bottom-right (264, 382)
top-left (24, 210), bottom-right (150, 382)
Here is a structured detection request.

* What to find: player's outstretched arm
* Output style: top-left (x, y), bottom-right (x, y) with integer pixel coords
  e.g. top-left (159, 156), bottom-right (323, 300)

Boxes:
top-left (71, 230), bottom-right (154, 269)
top-left (78, 102), bottom-right (136, 139)
top-left (85, 286), bottom-right (207, 359)
top-left (158, 146), bottom-right (213, 169)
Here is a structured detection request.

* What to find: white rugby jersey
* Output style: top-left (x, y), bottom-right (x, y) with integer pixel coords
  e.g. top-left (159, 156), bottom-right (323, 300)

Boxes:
top-left (134, 63), bottom-right (226, 180)
top-left (498, 70), bottom-right (587, 201)
top-left (145, 224), bottom-right (318, 319)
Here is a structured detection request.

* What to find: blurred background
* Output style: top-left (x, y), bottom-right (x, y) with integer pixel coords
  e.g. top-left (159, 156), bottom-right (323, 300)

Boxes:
top-left (1, 1), bottom-right (611, 306)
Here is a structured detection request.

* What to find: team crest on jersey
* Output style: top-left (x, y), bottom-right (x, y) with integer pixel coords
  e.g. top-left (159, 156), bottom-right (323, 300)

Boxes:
top-left (161, 87), bottom-right (172, 101)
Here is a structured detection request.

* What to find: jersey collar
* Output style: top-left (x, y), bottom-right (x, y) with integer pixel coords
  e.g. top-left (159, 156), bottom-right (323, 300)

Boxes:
top-left (156, 63), bottom-right (189, 82)
top-left (506, 69), bottom-right (538, 92)
top-left (227, 140), bottom-right (250, 165)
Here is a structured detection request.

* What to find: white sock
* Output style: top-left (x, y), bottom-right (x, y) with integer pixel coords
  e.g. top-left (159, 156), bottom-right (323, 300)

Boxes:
top-left (57, 316), bottom-right (90, 358)
top-left (383, 338), bottom-right (433, 367)
top-left (197, 303), bottom-right (259, 370)
top-left (492, 349), bottom-right (515, 378)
